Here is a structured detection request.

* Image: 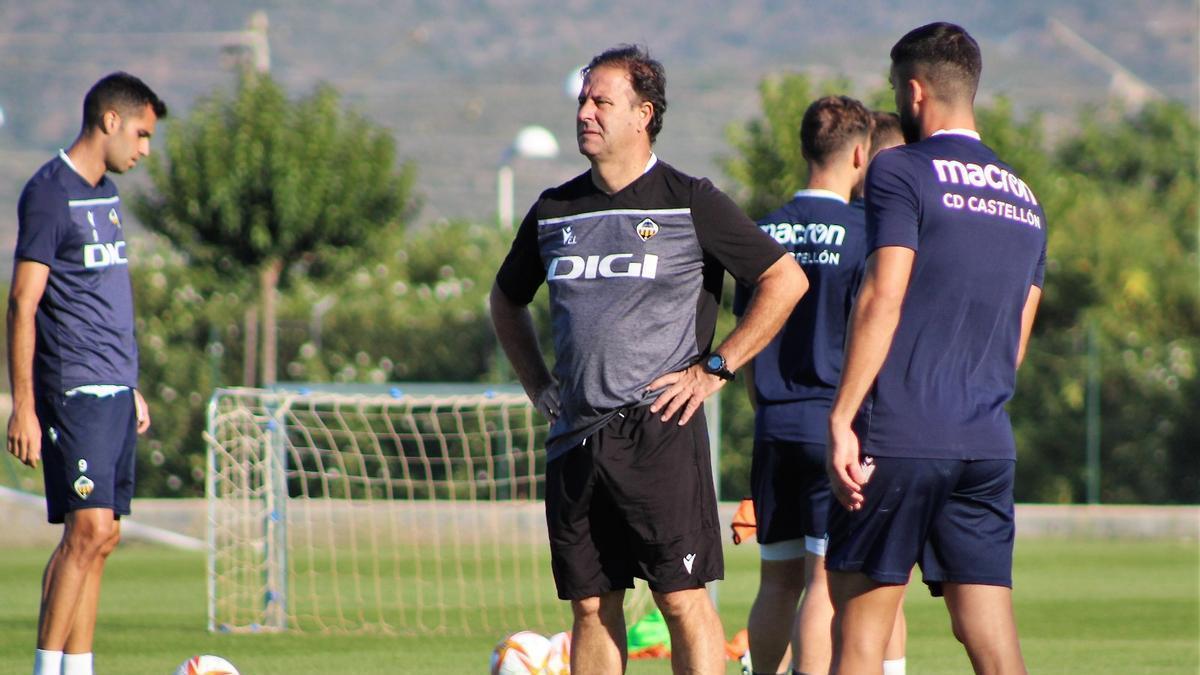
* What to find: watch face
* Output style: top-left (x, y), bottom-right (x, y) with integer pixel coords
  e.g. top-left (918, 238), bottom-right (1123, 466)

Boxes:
top-left (706, 354), bottom-right (724, 371)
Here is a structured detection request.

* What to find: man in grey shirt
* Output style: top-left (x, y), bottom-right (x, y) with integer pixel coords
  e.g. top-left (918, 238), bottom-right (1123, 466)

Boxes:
top-left (492, 45), bottom-right (805, 674)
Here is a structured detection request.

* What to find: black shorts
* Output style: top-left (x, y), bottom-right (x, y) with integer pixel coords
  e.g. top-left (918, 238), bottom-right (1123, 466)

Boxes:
top-left (751, 439), bottom-right (830, 553)
top-left (545, 405), bottom-right (723, 599)
top-left (825, 457), bottom-right (1016, 596)
top-left (37, 389), bottom-right (138, 524)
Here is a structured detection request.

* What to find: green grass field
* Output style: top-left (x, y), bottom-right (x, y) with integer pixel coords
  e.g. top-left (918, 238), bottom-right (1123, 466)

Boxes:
top-left (0, 538), bottom-right (1196, 674)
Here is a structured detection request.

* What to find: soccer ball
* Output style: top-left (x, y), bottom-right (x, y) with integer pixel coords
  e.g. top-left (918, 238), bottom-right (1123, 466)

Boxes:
top-left (174, 655), bottom-right (240, 675)
top-left (739, 649), bottom-right (753, 675)
top-left (544, 631), bottom-right (572, 674)
top-left (490, 630), bottom-right (551, 675)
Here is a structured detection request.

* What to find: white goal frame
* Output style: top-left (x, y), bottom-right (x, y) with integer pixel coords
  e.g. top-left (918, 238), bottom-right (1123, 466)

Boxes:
top-left (205, 383), bottom-right (718, 635)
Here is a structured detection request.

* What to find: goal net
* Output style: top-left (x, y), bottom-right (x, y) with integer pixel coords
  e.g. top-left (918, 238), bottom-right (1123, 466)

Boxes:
top-left (205, 384), bottom-right (655, 635)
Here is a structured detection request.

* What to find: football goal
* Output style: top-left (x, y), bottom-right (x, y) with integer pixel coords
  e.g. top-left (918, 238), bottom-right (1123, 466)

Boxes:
top-left (207, 384), bottom-right (559, 634)
top-left (205, 384), bottom-right (669, 636)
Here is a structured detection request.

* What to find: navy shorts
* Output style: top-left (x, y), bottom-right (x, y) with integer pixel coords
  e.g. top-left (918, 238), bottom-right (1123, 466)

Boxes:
top-left (825, 457), bottom-right (1016, 596)
top-left (750, 439), bottom-right (830, 545)
top-left (545, 406), bottom-right (723, 599)
top-left (37, 389), bottom-right (138, 524)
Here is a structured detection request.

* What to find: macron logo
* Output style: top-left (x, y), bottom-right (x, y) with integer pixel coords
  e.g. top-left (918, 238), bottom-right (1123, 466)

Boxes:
top-left (931, 159), bottom-right (1039, 206)
top-left (683, 553), bottom-right (696, 574)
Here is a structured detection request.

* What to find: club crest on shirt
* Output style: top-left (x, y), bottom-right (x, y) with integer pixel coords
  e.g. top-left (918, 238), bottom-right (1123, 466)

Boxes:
top-left (636, 218), bottom-right (659, 241)
top-left (108, 208), bottom-right (121, 228)
top-left (73, 475), bottom-right (95, 500)
top-left (48, 427), bottom-right (58, 444)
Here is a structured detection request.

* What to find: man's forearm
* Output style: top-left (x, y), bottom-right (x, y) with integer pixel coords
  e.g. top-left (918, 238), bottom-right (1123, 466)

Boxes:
top-left (7, 299), bottom-right (37, 412)
top-left (714, 255), bottom-right (807, 372)
top-left (489, 283), bottom-right (554, 399)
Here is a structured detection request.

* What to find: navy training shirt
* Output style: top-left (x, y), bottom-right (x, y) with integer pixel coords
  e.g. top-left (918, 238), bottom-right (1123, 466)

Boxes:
top-left (16, 152), bottom-right (139, 394)
top-left (859, 131), bottom-right (1047, 460)
top-left (734, 190), bottom-right (867, 443)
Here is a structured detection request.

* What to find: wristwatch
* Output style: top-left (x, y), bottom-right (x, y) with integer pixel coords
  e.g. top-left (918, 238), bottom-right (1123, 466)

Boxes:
top-left (702, 353), bottom-right (735, 381)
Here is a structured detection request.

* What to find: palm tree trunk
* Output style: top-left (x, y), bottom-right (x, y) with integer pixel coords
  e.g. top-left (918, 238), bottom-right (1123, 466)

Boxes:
top-left (260, 258), bottom-right (283, 386)
top-left (243, 305), bottom-right (258, 387)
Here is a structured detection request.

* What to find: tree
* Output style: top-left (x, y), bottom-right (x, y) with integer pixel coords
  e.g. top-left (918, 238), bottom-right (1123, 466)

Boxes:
top-left (127, 240), bottom-right (247, 496)
top-left (1029, 100), bottom-right (1198, 503)
top-left (720, 73), bottom-right (854, 219)
top-left (127, 218), bottom-right (521, 497)
top-left (133, 74), bottom-right (414, 385)
top-left (278, 219), bottom-right (518, 384)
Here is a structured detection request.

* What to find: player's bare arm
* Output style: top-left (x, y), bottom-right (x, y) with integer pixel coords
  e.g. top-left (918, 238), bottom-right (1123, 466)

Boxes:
top-left (7, 260), bottom-right (50, 467)
top-left (489, 281), bottom-right (559, 422)
top-left (649, 253), bottom-right (806, 425)
top-left (826, 246), bottom-right (915, 510)
top-left (133, 389), bottom-right (152, 434)
top-left (1016, 285), bottom-right (1042, 369)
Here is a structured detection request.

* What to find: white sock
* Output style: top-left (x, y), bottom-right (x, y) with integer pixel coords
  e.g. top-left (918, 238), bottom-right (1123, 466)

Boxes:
top-left (883, 657), bottom-right (907, 675)
top-left (33, 649), bottom-right (63, 675)
top-left (63, 652), bottom-right (93, 675)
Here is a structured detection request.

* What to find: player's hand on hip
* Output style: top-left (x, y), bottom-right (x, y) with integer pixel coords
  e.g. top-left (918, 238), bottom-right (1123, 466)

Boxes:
top-left (827, 421), bottom-right (871, 511)
top-left (647, 363), bottom-right (724, 426)
top-left (533, 383), bottom-right (561, 424)
top-left (134, 389), bottom-right (151, 434)
top-left (7, 408), bottom-right (43, 468)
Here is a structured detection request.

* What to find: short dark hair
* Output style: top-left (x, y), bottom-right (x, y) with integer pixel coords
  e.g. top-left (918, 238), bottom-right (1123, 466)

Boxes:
top-left (890, 22), bottom-right (982, 104)
top-left (870, 111), bottom-right (903, 154)
top-left (82, 72), bottom-right (167, 131)
top-left (584, 45), bottom-right (667, 143)
top-left (800, 96), bottom-right (872, 167)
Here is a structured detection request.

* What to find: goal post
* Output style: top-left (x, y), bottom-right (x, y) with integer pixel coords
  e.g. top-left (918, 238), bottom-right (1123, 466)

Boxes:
top-left (205, 383), bottom-right (715, 635)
